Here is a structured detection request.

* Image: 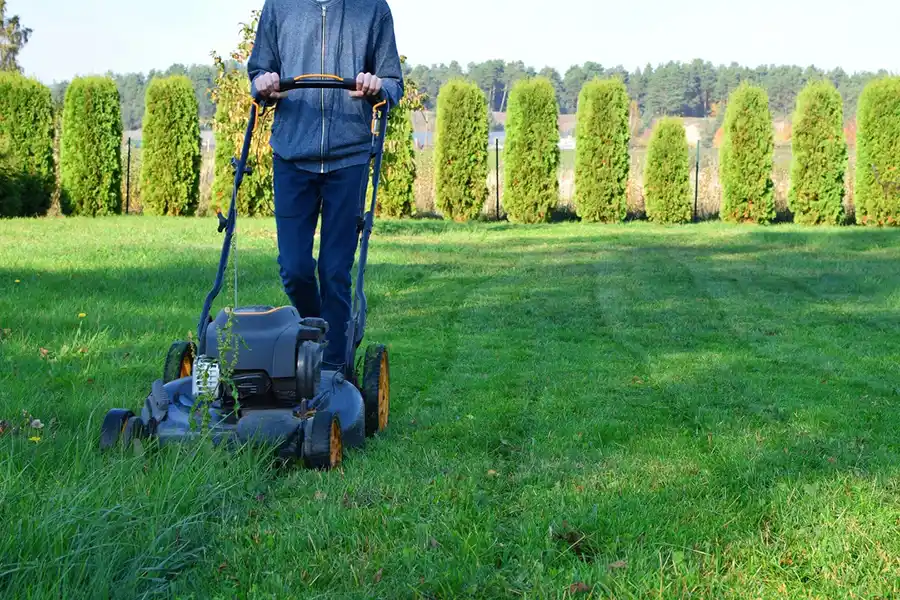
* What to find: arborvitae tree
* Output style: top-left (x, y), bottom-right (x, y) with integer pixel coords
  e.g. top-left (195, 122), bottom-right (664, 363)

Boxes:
top-left (210, 13), bottom-right (274, 217)
top-left (502, 76), bottom-right (560, 223)
top-left (376, 56), bottom-right (425, 218)
top-left (140, 75), bottom-right (201, 216)
top-left (719, 82), bottom-right (775, 223)
top-left (0, 71), bottom-right (54, 217)
top-left (59, 76), bottom-right (123, 216)
top-left (433, 78), bottom-right (489, 222)
top-left (788, 80), bottom-right (847, 225)
top-left (574, 78), bottom-right (630, 223)
top-left (644, 117), bottom-right (692, 224)
top-left (854, 77), bottom-right (900, 226)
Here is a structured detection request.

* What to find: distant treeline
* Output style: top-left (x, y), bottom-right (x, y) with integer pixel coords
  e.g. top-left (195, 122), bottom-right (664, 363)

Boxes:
top-left (48, 58), bottom-right (890, 131)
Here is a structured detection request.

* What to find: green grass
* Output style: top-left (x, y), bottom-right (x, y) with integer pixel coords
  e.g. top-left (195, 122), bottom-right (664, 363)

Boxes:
top-left (2, 217), bottom-right (900, 599)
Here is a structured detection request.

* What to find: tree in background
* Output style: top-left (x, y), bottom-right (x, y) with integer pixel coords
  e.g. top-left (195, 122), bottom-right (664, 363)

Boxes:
top-left (788, 80), bottom-right (847, 225)
top-left (140, 75), bottom-right (201, 216)
top-left (719, 82), bottom-right (775, 223)
top-left (433, 78), bottom-right (489, 222)
top-left (854, 77), bottom-right (900, 225)
top-left (209, 12), bottom-right (274, 217)
top-left (643, 117), bottom-right (691, 224)
top-left (60, 76), bottom-right (123, 216)
top-left (502, 77), bottom-right (560, 223)
top-left (0, 72), bottom-right (54, 218)
top-left (0, 0), bottom-right (30, 73)
top-left (574, 78), bottom-right (630, 223)
top-left (375, 55), bottom-right (425, 218)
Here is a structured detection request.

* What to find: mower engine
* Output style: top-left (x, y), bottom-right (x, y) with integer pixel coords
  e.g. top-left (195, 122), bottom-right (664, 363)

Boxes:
top-left (197, 306), bottom-right (328, 409)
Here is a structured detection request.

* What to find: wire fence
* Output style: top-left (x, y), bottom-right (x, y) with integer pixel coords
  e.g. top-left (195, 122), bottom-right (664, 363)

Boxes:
top-left (119, 127), bottom-right (858, 224)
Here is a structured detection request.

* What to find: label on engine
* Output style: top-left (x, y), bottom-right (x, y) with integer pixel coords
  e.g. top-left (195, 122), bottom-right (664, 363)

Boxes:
top-left (193, 356), bottom-right (221, 399)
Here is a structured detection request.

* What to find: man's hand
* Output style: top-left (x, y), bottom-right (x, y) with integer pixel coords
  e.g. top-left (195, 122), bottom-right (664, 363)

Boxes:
top-left (350, 72), bottom-right (383, 98)
top-left (254, 72), bottom-right (285, 100)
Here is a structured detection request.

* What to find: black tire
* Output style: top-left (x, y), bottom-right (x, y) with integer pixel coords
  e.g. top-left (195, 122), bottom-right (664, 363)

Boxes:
top-left (362, 344), bottom-right (390, 437)
top-left (302, 411), bottom-right (342, 470)
top-left (100, 408), bottom-right (135, 450)
top-left (163, 341), bottom-right (196, 383)
top-left (122, 415), bottom-right (147, 447)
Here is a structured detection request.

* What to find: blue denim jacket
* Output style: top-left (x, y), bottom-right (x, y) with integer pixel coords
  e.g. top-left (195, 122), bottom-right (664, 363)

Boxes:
top-left (247, 0), bottom-right (404, 173)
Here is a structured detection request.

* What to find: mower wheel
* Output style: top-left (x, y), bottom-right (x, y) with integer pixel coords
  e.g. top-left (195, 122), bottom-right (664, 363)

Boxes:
top-left (123, 416), bottom-right (148, 447)
top-left (362, 344), bottom-right (390, 437)
top-left (302, 411), bottom-right (342, 470)
top-left (163, 341), bottom-right (196, 383)
top-left (99, 408), bottom-right (135, 450)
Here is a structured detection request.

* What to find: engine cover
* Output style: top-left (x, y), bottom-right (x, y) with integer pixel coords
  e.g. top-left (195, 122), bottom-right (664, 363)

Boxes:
top-left (204, 306), bottom-right (327, 405)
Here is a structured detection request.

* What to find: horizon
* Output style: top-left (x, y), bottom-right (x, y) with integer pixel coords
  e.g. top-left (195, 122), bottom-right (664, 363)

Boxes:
top-left (11, 0), bottom-right (900, 86)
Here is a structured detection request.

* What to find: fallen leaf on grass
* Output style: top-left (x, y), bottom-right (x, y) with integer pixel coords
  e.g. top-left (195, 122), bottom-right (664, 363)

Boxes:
top-left (569, 582), bottom-right (591, 594)
top-left (255, 493), bottom-right (265, 502)
top-left (429, 537), bottom-right (440, 549)
top-left (79, 347), bottom-right (88, 354)
top-left (0, 421), bottom-right (9, 436)
top-left (218, 562), bottom-right (228, 572)
top-left (487, 469), bottom-right (498, 477)
top-left (374, 568), bottom-right (383, 583)
top-left (39, 348), bottom-right (49, 358)
top-left (608, 560), bottom-right (627, 569)
top-left (314, 490), bottom-right (327, 501)
top-left (0, 328), bottom-right (10, 339)
top-left (631, 376), bottom-right (645, 385)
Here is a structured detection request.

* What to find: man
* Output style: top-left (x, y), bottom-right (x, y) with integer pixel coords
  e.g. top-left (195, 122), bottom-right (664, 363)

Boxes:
top-left (247, 0), bottom-right (404, 373)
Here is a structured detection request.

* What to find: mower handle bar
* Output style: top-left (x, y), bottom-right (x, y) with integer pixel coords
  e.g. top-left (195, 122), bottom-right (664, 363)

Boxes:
top-left (252, 74), bottom-right (376, 103)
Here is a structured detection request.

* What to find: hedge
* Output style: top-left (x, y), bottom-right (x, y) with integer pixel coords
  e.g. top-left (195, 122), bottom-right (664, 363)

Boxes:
top-left (574, 78), bottom-right (630, 223)
top-left (503, 77), bottom-right (560, 223)
top-left (60, 76), bottom-right (123, 216)
top-left (0, 72), bottom-right (55, 217)
top-left (377, 105), bottom-right (416, 218)
top-left (644, 117), bottom-right (692, 224)
top-left (788, 80), bottom-right (847, 225)
top-left (719, 82), bottom-right (775, 224)
top-left (854, 77), bottom-right (900, 226)
top-left (434, 79), bottom-right (489, 222)
top-left (140, 75), bottom-right (201, 216)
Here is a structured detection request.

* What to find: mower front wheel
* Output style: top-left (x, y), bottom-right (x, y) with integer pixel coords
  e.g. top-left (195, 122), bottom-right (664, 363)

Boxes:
top-left (99, 408), bottom-right (135, 450)
top-left (362, 344), bottom-right (390, 437)
top-left (163, 340), bottom-right (197, 383)
top-left (302, 411), bottom-right (342, 470)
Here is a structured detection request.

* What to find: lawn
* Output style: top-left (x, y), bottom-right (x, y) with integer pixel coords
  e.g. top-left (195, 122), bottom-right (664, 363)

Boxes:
top-left (2, 217), bottom-right (900, 599)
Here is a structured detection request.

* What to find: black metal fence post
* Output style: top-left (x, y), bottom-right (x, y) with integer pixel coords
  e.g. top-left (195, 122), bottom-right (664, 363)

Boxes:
top-left (125, 137), bottom-right (132, 215)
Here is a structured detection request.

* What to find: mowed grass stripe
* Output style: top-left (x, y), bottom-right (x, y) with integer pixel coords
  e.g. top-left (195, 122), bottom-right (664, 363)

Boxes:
top-left (2, 218), bottom-right (900, 598)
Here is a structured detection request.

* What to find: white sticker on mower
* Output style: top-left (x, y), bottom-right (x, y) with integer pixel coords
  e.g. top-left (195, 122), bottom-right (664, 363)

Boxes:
top-left (193, 357), bottom-right (221, 398)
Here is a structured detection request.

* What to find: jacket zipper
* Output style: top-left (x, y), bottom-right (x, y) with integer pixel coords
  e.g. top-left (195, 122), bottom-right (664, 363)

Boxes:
top-left (320, 5), bottom-right (326, 173)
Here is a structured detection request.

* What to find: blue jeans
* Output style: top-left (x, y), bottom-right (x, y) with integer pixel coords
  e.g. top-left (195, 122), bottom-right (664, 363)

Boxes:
top-left (272, 155), bottom-right (367, 369)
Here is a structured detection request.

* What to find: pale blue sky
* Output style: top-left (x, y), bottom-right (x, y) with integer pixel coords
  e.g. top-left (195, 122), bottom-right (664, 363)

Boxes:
top-left (13, 0), bottom-right (900, 85)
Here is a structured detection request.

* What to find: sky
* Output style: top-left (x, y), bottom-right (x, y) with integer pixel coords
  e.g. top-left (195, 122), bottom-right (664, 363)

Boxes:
top-left (11, 0), bottom-right (900, 85)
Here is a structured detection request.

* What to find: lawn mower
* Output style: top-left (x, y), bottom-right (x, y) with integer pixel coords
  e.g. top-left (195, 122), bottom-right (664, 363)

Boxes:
top-left (99, 75), bottom-right (392, 470)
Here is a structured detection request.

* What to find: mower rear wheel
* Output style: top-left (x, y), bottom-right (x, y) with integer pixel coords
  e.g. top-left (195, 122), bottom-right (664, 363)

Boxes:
top-left (302, 411), bottom-right (342, 470)
top-left (362, 344), bottom-right (390, 437)
top-left (163, 341), bottom-right (196, 383)
top-left (99, 409), bottom-right (135, 450)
